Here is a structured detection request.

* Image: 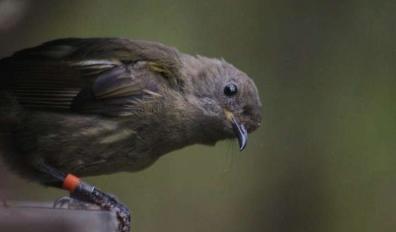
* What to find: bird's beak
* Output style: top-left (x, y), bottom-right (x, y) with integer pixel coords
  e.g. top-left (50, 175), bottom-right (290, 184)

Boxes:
top-left (225, 110), bottom-right (248, 151)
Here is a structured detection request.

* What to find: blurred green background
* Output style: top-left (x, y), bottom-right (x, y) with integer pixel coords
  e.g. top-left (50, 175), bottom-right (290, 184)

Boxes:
top-left (0, 0), bottom-right (395, 232)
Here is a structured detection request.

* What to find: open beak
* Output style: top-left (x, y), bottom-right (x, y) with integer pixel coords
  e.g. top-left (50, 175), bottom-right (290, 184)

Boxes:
top-left (225, 110), bottom-right (248, 151)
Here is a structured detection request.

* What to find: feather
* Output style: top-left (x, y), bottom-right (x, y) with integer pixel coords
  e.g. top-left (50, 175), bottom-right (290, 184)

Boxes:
top-left (0, 38), bottom-right (179, 117)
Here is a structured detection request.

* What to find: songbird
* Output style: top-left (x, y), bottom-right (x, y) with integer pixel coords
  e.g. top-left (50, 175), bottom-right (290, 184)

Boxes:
top-left (0, 38), bottom-right (262, 231)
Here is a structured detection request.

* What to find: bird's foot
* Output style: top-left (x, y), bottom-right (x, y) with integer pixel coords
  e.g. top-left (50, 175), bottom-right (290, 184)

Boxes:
top-left (53, 196), bottom-right (98, 210)
top-left (34, 163), bottom-right (131, 231)
top-left (71, 181), bottom-right (131, 232)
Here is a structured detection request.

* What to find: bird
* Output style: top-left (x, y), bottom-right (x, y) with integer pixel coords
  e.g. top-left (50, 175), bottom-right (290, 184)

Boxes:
top-left (0, 38), bottom-right (262, 231)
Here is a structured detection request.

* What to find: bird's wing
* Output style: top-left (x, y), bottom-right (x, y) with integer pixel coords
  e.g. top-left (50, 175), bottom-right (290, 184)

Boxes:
top-left (9, 38), bottom-right (183, 87)
top-left (0, 38), bottom-right (182, 116)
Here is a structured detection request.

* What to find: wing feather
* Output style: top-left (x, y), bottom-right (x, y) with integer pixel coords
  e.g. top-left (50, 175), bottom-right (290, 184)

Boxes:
top-left (0, 38), bottom-right (176, 116)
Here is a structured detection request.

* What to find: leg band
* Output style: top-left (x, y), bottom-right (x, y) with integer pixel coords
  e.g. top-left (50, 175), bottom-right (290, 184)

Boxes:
top-left (62, 174), bottom-right (81, 192)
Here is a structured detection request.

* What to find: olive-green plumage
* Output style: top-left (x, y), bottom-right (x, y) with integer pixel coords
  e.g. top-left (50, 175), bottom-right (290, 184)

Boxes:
top-left (0, 38), bottom-right (261, 184)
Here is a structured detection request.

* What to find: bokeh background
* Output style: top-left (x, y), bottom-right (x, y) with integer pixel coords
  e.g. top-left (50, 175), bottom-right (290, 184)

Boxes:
top-left (1, 0), bottom-right (395, 232)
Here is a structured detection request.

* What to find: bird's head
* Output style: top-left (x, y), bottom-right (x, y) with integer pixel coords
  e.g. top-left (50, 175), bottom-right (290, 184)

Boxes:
top-left (181, 55), bottom-right (262, 150)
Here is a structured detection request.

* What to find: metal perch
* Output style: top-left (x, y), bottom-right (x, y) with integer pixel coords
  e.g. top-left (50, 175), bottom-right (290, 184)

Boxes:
top-left (0, 201), bottom-right (119, 232)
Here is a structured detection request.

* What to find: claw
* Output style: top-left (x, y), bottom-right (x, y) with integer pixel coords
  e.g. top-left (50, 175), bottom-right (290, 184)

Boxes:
top-left (53, 196), bottom-right (72, 209)
top-left (53, 196), bottom-right (93, 210)
top-left (71, 182), bottom-right (131, 232)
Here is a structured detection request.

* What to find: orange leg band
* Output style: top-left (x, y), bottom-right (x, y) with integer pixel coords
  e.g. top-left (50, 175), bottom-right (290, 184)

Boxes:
top-left (62, 174), bottom-right (81, 192)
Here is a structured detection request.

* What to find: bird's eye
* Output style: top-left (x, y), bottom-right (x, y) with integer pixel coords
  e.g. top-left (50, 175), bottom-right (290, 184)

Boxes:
top-left (224, 83), bottom-right (238, 97)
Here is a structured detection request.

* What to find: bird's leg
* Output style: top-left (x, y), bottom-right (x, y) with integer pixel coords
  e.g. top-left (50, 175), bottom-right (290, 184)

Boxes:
top-left (63, 174), bottom-right (131, 232)
top-left (37, 162), bottom-right (131, 232)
